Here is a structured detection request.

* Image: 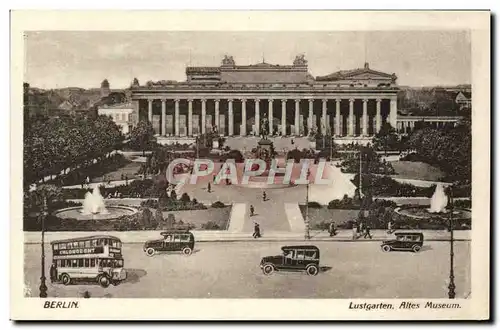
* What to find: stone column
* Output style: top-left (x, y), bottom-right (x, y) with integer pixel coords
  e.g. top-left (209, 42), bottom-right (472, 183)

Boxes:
top-left (174, 99), bottom-right (180, 136)
top-left (228, 99), bottom-right (234, 136)
top-left (322, 99), bottom-right (327, 134)
top-left (268, 99), bottom-right (273, 135)
top-left (308, 99), bottom-right (314, 133)
top-left (201, 99), bottom-right (207, 135)
top-left (214, 99), bottom-right (220, 133)
top-left (147, 99), bottom-right (153, 122)
top-left (362, 99), bottom-right (368, 136)
top-left (240, 99), bottom-right (247, 136)
top-left (131, 99), bottom-right (139, 126)
top-left (281, 99), bottom-right (287, 136)
top-left (254, 99), bottom-right (260, 135)
top-left (376, 98), bottom-right (382, 133)
top-left (348, 98), bottom-right (354, 136)
top-left (161, 99), bottom-right (166, 136)
top-left (187, 99), bottom-right (193, 136)
top-left (390, 96), bottom-right (398, 129)
top-left (294, 99), bottom-right (300, 136)
top-left (335, 99), bottom-right (341, 136)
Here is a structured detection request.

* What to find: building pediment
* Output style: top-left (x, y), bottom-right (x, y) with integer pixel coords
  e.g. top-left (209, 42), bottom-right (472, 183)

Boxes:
top-left (316, 63), bottom-right (397, 83)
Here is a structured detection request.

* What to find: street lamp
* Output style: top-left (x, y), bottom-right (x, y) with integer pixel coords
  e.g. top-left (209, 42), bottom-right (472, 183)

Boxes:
top-left (447, 185), bottom-right (456, 299)
top-left (39, 196), bottom-right (48, 298)
top-left (304, 169), bottom-right (311, 240)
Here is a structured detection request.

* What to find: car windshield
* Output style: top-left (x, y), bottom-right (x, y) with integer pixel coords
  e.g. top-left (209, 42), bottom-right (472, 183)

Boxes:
top-left (283, 250), bottom-right (294, 258)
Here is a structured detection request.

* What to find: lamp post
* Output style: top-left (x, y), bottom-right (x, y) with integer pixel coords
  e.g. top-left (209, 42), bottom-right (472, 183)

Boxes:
top-left (448, 185), bottom-right (456, 299)
top-left (39, 196), bottom-right (48, 298)
top-left (304, 169), bottom-right (311, 240)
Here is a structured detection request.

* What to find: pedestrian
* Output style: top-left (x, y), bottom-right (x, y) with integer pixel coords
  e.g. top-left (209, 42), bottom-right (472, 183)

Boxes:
top-left (207, 182), bottom-right (211, 193)
top-left (364, 225), bottom-right (372, 239)
top-left (253, 221), bottom-right (261, 238)
top-left (329, 221), bottom-right (337, 237)
top-left (291, 138), bottom-right (295, 145)
top-left (262, 191), bottom-right (267, 202)
top-left (49, 262), bottom-right (58, 283)
top-left (250, 204), bottom-right (255, 217)
top-left (125, 174), bottom-right (129, 186)
top-left (387, 220), bottom-right (393, 234)
top-left (352, 223), bottom-right (358, 240)
top-left (359, 221), bottom-right (364, 235)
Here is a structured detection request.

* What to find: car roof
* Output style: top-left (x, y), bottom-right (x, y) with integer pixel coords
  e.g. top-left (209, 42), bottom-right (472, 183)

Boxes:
top-left (395, 232), bottom-right (424, 237)
top-left (281, 245), bottom-right (319, 251)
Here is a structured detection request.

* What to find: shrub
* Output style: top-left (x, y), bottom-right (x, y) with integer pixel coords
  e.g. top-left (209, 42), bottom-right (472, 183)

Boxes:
top-left (307, 201), bottom-right (322, 208)
top-left (201, 221), bottom-right (221, 230)
top-left (211, 201), bottom-right (226, 208)
top-left (180, 193), bottom-right (191, 203)
top-left (454, 199), bottom-right (471, 209)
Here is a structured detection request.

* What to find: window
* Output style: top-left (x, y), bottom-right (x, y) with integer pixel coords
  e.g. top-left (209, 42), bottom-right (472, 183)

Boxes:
top-left (284, 250), bottom-right (294, 259)
top-left (90, 259), bottom-right (96, 267)
top-left (181, 234), bottom-right (191, 242)
top-left (71, 260), bottom-right (78, 267)
top-left (295, 250), bottom-right (305, 260)
top-left (173, 235), bottom-right (180, 242)
top-left (305, 250), bottom-right (317, 259)
top-left (85, 259), bottom-right (90, 267)
top-left (84, 240), bottom-right (90, 247)
top-left (60, 243), bottom-right (67, 249)
top-left (78, 259), bottom-right (84, 267)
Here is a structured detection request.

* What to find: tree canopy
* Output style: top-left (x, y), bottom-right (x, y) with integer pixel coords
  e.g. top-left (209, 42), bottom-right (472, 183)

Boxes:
top-left (24, 115), bottom-right (123, 186)
top-left (129, 120), bottom-right (156, 156)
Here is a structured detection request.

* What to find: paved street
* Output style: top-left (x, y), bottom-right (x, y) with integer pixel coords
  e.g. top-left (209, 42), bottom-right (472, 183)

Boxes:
top-left (24, 241), bottom-right (470, 299)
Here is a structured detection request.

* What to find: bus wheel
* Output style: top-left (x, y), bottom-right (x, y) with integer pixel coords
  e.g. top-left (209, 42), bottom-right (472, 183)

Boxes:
top-left (182, 247), bottom-right (192, 256)
top-left (146, 248), bottom-right (155, 257)
top-left (61, 274), bottom-right (71, 286)
top-left (98, 275), bottom-right (110, 288)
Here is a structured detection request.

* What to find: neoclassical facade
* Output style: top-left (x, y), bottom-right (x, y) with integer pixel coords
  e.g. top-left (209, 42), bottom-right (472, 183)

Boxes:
top-left (130, 55), bottom-right (400, 142)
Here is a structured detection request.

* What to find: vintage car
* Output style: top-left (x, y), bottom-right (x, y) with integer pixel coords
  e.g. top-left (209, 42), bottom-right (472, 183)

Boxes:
top-left (260, 245), bottom-right (320, 276)
top-left (143, 230), bottom-right (195, 257)
top-left (381, 232), bottom-right (424, 253)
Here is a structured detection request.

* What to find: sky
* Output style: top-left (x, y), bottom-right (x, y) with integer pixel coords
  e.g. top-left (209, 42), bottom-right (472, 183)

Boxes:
top-left (24, 30), bottom-right (471, 89)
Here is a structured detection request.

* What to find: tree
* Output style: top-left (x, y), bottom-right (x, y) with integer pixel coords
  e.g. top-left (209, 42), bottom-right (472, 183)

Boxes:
top-left (129, 120), bottom-right (156, 156)
top-left (372, 123), bottom-right (400, 153)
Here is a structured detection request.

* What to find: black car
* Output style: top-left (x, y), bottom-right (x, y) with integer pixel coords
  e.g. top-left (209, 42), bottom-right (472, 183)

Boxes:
top-left (260, 245), bottom-right (320, 276)
top-left (381, 232), bottom-right (424, 253)
top-left (143, 230), bottom-right (195, 257)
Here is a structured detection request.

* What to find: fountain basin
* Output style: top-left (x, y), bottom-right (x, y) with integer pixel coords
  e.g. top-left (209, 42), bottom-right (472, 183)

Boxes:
top-left (395, 205), bottom-right (471, 221)
top-left (54, 205), bottom-right (138, 221)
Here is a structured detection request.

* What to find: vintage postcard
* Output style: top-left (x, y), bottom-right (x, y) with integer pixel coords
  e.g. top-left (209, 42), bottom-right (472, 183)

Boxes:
top-left (10, 10), bottom-right (490, 320)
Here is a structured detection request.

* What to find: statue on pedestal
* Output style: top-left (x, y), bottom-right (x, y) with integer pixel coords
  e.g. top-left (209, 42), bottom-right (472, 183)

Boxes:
top-left (260, 115), bottom-right (269, 140)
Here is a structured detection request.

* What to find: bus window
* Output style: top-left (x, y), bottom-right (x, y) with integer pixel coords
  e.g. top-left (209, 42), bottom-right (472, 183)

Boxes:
top-left (60, 243), bottom-right (66, 249)
top-left (91, 259), bottom-right (96, 267)
top-left (71, 260), bottom-right (78, 267)
top-left (53, 244), bottom-right (59, 250)
top-left (78, 259), bottom-right (84, 267)
top-left (85, 259), bottom-right (90, 267)
top-left (84, 240), bottom-right (91, 248)
top-left (78, 241), bottom-right (84, 248)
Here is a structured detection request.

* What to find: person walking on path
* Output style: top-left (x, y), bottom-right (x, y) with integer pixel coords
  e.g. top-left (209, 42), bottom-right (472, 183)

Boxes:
top-left (49, 262), bottom-right (58, 283)
top-left (250, 205), bottom-right (255, 217)
top-left (253, 221), bottom-right (261, 238)
top-left (262, 191), bottom-right (267, 202)
top-left (363, 225), bottom-right (372, 239)
top-left (207, 182), bottom-right (211, 193)
top-left (352, 222), bottom-right (358, 240)
top-left (328, 221), bottom-right (337, 237)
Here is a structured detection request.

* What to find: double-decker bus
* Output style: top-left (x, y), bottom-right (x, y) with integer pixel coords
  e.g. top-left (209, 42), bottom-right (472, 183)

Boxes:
top-left (50, 235), bottom-right (126, 288)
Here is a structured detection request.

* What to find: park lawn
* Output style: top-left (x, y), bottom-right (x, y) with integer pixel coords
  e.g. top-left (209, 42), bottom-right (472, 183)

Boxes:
top-left (299, 205), bottom-right (359, 227)
top-left (389, 161), bottom-right (444, 181)
top-left (92, 161), bottom-right (143, 182)
top-left (160, 206), bottom-right (232, 230)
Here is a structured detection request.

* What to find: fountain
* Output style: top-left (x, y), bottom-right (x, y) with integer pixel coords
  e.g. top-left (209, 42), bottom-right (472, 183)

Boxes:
top-left (82, 186), bottom-right (109, 215)
top-left (428, 183), bottom-right (448, 213)
top-left (54, 186), bottom-right (138, 221)
top-left (394, 184), bottom-right (471, 222)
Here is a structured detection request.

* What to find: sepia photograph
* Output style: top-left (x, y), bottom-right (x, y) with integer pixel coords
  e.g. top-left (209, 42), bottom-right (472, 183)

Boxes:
top-left (10, 10), bottom-right (490, 320)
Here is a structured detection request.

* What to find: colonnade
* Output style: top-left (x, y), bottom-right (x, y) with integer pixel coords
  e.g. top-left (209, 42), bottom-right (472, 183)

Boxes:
top-left (136, 96), bottom-right (398, 137)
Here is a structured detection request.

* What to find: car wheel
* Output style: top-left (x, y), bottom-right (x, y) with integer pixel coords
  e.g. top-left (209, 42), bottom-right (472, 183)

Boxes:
top-left (98, 275), bottom-right (110, 288)
top-left (182, 247), bottom-right (192, 256)
top-left (381, 245), bottom-right (391, 252)
top-left (306, 264), bottom-right (319, 276)
top-left (262, 264), bottom-right (274, 275)
top-left (412, 245), bottom-right (421, 253)
top-left (61, 274), bottom-right (71, 286)
top-left (145, 247), bottom-right (155, 257)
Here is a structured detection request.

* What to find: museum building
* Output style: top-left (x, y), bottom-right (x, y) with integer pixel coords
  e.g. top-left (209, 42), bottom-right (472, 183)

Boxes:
top-left (129, 55), bottom-right (402, 143)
